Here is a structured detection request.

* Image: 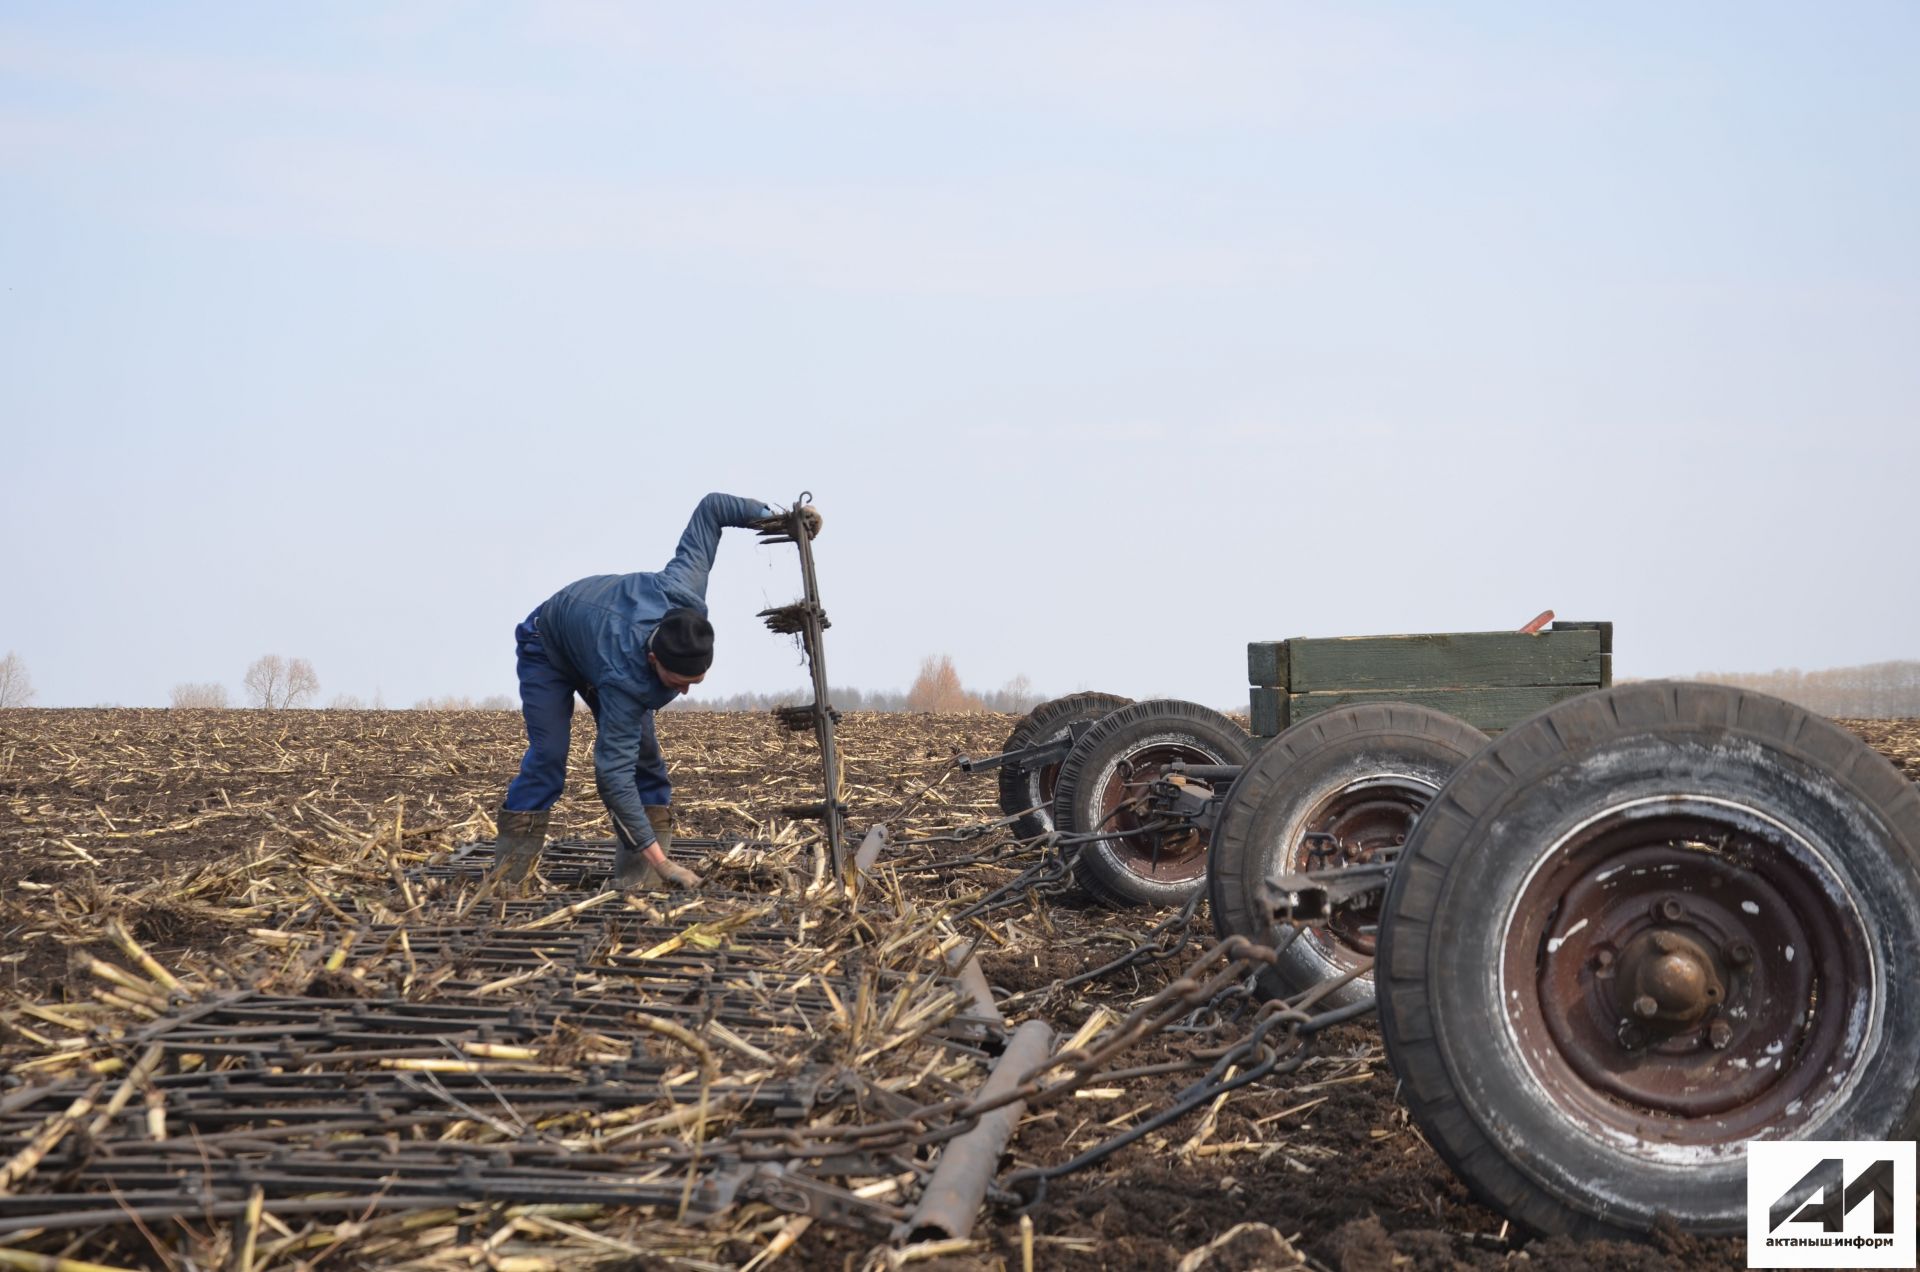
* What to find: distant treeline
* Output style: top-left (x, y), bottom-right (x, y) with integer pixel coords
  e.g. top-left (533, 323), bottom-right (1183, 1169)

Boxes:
top-left (667, 656), bottom-right (1044, 715)
top-left (140, 653), bottom-right (1043, 713)
top-left (1689, 660), bottom-right (1920, 719)
top-left (667, 686), bottom-right (915, 712)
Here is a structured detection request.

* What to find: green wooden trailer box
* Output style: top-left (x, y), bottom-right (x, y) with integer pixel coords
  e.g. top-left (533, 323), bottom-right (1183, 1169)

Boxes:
top-left (1247, 620), bottom-right (1613, 738)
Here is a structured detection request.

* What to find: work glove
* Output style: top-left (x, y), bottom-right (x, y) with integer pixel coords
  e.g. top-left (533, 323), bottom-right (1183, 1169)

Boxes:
top-left (750, 504), bottom-right (823, 541)
top-left (653, 859), bottom-right (705, 890)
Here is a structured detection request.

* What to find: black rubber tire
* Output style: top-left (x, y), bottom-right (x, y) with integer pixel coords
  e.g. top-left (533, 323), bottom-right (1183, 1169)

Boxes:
top-left (1376, 681), bottom-right (1920, 1239)
top-left (996, 693), bottom-right (1134, 840)
top-left (1053, 699), bottom-right (1253, 908)
top-left (1207, 704), bottom-right (1488, 1010)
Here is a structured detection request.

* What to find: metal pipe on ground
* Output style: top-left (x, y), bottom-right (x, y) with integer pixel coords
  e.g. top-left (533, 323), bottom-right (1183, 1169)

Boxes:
top-left (853, 825), bottom-right (889, 877)
top-left (948, 950), bottom-right (1004, 1031)
top-left (901, 1017), bottom-right (1054, 1243)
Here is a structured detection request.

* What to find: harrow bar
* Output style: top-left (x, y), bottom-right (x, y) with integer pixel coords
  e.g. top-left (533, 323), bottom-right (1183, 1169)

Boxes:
top-left (754, 491), bottom-right (848, 886)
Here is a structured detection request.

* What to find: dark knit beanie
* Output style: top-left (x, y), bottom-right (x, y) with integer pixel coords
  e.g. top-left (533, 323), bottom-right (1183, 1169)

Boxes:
top-left (650, 608), bottom-right (715, 677)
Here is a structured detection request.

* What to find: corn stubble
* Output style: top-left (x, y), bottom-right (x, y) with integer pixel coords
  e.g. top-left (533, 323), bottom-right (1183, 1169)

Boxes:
top-left (3, 709), bottom-right (1910, 1269)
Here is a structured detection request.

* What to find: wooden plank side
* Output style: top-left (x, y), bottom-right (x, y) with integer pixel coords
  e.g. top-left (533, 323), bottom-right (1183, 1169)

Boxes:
top-left (1285, 629), bottom-right (1605, 693)
top-left (1247, 641), bottom-right (1289, 688)
top-left (1249, 687), bottom-right (1289, 736)
top-left (1551, 621), bottom-right (1615, 685)
top-left (1550, 620), bottom-right (1614, 654)
top-left (1286, 684), bottom-right (1595, 733)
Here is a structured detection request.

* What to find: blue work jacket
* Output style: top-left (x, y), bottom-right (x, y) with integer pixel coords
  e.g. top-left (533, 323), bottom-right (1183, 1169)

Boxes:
top-left (536, 492), bottom-right (769, 848)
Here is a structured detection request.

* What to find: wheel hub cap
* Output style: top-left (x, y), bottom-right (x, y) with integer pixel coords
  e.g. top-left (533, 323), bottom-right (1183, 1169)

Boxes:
top-left (1616, 927), bottom-right (1723, 1029)
top-left (1096, 743), bottom-right (1222, 882)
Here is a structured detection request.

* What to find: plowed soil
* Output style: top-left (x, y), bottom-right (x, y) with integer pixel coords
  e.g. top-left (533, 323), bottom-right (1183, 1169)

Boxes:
top-left (2, 707), bottom-right (1915, 1271)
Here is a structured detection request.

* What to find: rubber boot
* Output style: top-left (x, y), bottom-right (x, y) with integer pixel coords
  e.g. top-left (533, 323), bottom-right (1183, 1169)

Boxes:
top-left (644, 804), bottom-right (674, 856)
top-left (612, 843), bottom-right (648, 889)
top-left (648, 807), bottom-right (705, 887)
top-left (611, 806), bottom-right (668, 890)
top-left (613, 806), bottom-right (703, 890)
top-left (647, 805), bottom-right (706, 887)
top-left (487, 806), bottom-right (549, 885)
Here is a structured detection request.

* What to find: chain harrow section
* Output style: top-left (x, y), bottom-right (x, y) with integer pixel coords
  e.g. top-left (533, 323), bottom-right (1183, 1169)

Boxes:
top-left (0, 879), bottom-right (994, 1240)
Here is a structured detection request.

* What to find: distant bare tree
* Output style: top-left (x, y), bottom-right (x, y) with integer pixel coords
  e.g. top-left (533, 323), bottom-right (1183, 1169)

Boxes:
top-left (286, 659), bottom-right (320, 707)
top-left (328, 693), bottom-right (366, 709)
top-left (243, 657), bottom-right (283, 709)
top-left (984, 674), bottom-right (1043, 714)
top-left (0, 652), bottom-right (33, 707)
top-left (906, 655), bottom-right (987, 713)
top-left (478, 694), bottom-right (516, 711)
top-left (170, 682), bottom-right (229, 709)
top-left (244, 655), bottom-right (320, 709)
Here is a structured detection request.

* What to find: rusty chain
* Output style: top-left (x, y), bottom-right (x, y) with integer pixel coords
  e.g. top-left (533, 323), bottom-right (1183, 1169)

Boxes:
top-left (699, 935), bottom-right (1284, 1165)
top-left (997, 992), bottom-right (1379, 1210)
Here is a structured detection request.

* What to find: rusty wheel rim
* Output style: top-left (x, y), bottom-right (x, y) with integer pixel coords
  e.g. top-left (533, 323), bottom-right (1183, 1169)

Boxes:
top-left (1500, 796), bottom-right (1875, 1154)
top-left (1089, 739), bottom-right (1228, 882)
top-left (1037, 762), bottom-right (1062, 811)
top-left (1017, 727), bottom-right (1076, 828)
top-left (1015, 762), bottom-right (1064, 827)
top-left (1290, 776), bottom-right (1432, 965)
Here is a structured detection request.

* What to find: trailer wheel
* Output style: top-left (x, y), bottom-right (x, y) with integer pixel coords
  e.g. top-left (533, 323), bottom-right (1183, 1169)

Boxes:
top-left (1208, 704), bottom-right (1488, 1010)
top-left (1053, 699), bottom-right (1253, 908)
top-left (1377, 682), bottom-right (1920, 1239)
top-left (996, 693), bottom-right (1134, 840)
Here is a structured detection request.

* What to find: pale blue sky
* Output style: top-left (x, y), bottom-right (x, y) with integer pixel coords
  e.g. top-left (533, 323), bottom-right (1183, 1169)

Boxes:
top-left (3, 3), bottom-right (1916, 708)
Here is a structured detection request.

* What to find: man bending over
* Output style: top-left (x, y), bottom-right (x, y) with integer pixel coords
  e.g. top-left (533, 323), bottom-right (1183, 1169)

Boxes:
top-left (489, 491), bottom-right (792, 890)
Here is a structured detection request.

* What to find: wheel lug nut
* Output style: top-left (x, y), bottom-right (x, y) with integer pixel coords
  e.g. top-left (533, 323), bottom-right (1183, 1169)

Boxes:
top-left (1727, 941), bottom-right (1755, 966)
top-left (1618, 1023), bottom-right (1647, 1049)
top-left (1655, 897), bottom-right (1685, 923)
top-left (1633, 995), bottom-right (1660, 1019)
top-left (1708, 1020), bottom-right (1733, 1050)
top-left (1592, 949), bottom-right (1614, 971)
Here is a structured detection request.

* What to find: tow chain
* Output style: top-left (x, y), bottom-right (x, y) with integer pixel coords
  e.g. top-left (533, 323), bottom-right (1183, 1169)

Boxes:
top-left (942, 805), bottom-right (1190, 925)
top-left (994, 889), bottom-right (1206, 1012)
top-left (706, 935), bottom-right (1287, 1164)
top-left (690, 934), bottom-right (1377, 1209)
top-left (947, 841), bottom-right (1080, 923)
top-left (862, 794), bottom-right (1390, 1207)
top-left (998, 995), bottom-right (1377, 1210)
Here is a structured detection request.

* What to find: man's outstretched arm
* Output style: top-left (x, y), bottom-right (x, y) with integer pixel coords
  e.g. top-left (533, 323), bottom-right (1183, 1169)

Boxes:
top-left (657, 492), bottom-right (771, 604)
